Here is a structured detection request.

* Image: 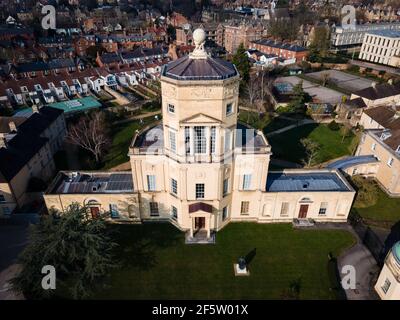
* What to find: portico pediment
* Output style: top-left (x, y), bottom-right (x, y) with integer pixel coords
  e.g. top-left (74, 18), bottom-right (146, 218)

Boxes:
top-left (181, 113), bottom-right (222, 125)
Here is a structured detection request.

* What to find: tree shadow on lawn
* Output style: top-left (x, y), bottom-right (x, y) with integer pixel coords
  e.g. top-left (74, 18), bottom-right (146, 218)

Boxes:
top-left (381, 220), bottom-right (400, 263)
top-left (110, 223), bottom-right (181, 271)
top-left (269, 123), bottom-right (318, 163)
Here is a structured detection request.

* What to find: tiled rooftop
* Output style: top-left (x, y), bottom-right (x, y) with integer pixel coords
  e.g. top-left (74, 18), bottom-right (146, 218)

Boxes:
top-left (48, 172), bottom-right (134, 194)
top-left (266, 171), bottom-right (351, 192)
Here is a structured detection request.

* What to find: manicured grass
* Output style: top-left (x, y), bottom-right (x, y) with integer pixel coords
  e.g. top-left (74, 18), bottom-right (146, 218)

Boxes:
top-left (268, 123), bottom-right (358, 165)
top-left (68, 223), bottom-right (355, 300)
top-left (353, 180), bottom-right (400, 226)
top-left (102, 118), bottom-right (155, 169)
top-left (238, 110), bottom-right (294, 133)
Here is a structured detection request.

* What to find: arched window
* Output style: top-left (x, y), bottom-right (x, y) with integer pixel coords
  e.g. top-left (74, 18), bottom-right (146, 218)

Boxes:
top-left (299, 197), bottom-right (312, 203)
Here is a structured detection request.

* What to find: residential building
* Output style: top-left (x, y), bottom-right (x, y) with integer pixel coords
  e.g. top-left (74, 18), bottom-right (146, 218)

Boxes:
top-left (176, 23), bottom-right (224, 47)
top-left (359, 30), bottom-right (400, 66)
top-left (43, 29), bottom-right (356, 240)
top-left (250, 39), bottom-right (308, 63)
top-left (331, 22), bottom-right (400, 49)
top-left (0, 106), bottom-right (66, 215)
top-left (355, 105), bottom-right (400, 196)
top-left (224, 23), bottom-right (264, 53)
top-left (350, 81), bottom-right (400, 108)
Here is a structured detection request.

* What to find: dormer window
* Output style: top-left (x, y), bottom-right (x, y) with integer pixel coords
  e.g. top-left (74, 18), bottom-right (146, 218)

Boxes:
top-left (380, 130), bottom-right (391, 141)
top-left (396, 145), bottom-right (400, 154)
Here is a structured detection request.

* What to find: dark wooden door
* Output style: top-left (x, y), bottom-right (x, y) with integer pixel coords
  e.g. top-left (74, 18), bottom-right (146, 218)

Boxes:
top-left (90, 207), bottom-right (100, 219)
top-left (195, 217), bottom-right (205, 229)
top-left (299, 205), bottom-right (309, 219)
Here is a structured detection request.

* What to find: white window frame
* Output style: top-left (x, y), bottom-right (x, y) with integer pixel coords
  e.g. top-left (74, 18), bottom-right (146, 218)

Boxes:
top-left (109, 204), bottom-right (119, 218)
top-left (226, 102), bottom-right (234, 115)
top-left (319, 202), bottom-right (328, 215)
top-left (194, 126), bottom-right (206, 154)
top-left (149, 202), bottom-right (159, 216)
top-left (171, 206), bottom-right (178, 220)
top-left (381, 278), bottom-right (391, 294)
top-left (387, 157), bottom-right (394, 167)
top-left (147, 175), bottom-right (156, 191)
top-left (224, 129), bottom-right (232, 152)
top-left (223, 178), bottom-right (229, 196)
top-left (222, 206), bottom-right (228, 221)
top-left (167, 103), bottom-right (175, 114)
top-left (185, 127), bottom-right (191, 154)
top-left (371, 143), bottom-right (376, 151)
top-left (169, 130), bottom-right (176, 153)
top-left (210, 126), bottom-right (216, 154)
top-left (171, 178), bottom-right (178, 195)
top-left (240, 201), bottom-right (250, 215)
top-left (242, 174), bottom-right (252, 190)
top-left (195, 183), bottom-right (205, 199)
top-left (280, 202), bottom-right (289, 216)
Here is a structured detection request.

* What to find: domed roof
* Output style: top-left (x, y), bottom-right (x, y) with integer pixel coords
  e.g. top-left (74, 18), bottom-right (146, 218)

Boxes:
top-left (162, 28), bottom-right (238, 81)
top-left (393, 241), bottom-right (400, 265)
top-left (162, 55), bottom-right (238, 81)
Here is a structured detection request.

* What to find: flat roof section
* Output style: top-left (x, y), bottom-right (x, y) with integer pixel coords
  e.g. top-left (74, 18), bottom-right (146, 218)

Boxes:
top-left (266, 171), bottom-right (351, 192)
top-left (48, 97), bottom-right (102, 114)
top-left (49, 172), bottom-right (134, 194)
top-left (367, 30), bottom-right (400, 38)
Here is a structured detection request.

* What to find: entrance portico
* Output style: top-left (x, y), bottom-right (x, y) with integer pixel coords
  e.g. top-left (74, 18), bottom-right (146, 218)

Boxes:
top-left (188, 202), bottom-right (213, 240)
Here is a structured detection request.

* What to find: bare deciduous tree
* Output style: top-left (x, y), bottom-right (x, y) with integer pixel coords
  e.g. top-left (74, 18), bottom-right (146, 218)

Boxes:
top-left (320, 72), bottom-right (331, 87)
top-left (246, 74), bottom-right (260, 105)
top-left (67, 112), bottom-right (111, 163)
top-left (301, 138), bottom-right (320, 168)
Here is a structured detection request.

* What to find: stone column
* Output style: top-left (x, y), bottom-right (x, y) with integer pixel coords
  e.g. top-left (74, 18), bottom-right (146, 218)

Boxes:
top-left (205, 126), bottom-right (210, 156)
top-left (190, 127), bottom-right (195, 156)
top-left (190, 218), bottom-right (194, 238)
top-left (206, 217), bottom-right (211, 238)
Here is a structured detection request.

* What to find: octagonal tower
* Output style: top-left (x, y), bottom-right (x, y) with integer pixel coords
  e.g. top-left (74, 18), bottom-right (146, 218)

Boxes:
top-left (130, 29), bottom-right (271, 240)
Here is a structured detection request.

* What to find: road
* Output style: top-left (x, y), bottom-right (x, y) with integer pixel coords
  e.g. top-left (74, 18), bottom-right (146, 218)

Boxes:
top-left (349, 60), bottom-right (400, 76)
top-left (0, 224), bottom-right (30, 300)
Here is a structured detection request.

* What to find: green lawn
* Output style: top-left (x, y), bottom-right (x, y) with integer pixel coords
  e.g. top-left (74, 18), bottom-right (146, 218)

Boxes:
top-left (63, 223), bottom-right (355, 300)
top-left (268, 123), bottom-right (358, 165)
top-left (102, 118), bottom-right (155, 169)
top-left (353, 180), bottom-right (400, 227)
top-left (238, 110), bottom-right (294, 133)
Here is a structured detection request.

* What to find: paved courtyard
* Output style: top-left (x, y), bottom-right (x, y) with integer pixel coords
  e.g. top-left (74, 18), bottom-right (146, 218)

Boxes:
top-left (307, 70), bottom-right (374, 93)
top-left (275, 76), bottom-right (345, 104)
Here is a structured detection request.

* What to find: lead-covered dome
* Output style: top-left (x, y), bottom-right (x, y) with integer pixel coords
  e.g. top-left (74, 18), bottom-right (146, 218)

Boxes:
top-left (162, 28), bottom-right (238, 81)
top-left (162, 55), bottom-right (238, 81)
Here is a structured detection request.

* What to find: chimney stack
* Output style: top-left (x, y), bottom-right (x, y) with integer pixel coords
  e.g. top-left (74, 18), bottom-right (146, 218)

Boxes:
top-left (32, 105), bottom-right (39, 113)
top-left (0, 133), bottom-right (8, 149)
top-left (8, 121), bottom-right (17, 132)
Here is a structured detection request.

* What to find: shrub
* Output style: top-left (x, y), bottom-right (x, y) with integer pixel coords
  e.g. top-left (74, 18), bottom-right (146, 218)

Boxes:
top-left (352, 176), bottom-right (379, 208)
top-left (328, 120), bottom-right (340, 131)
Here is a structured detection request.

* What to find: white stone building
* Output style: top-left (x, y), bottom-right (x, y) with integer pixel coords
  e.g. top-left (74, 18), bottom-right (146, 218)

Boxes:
top-left (375, 241), bottom-right (400, 300)
top-left (44, 30), bottom-right (356, 242)
top-left (359, 30), bottom-right (400, 66)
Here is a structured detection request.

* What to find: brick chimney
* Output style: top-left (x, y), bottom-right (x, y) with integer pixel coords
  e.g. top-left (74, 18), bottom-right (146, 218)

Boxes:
top-left (8, 121), bottom-right (17, 132)
top-left (0, 133), bottom-right (7, 149)
top-left (32, 105), bottom-right (39, 113)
